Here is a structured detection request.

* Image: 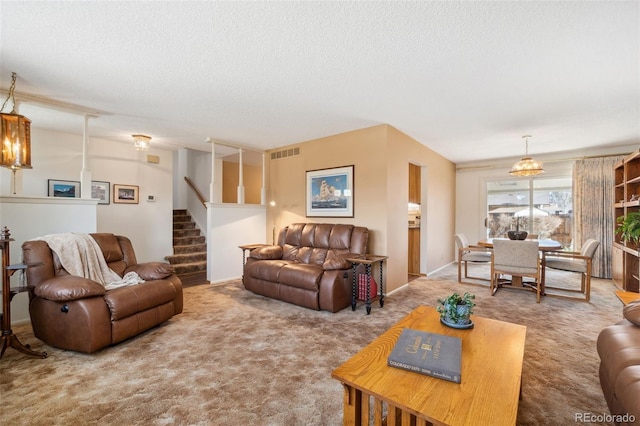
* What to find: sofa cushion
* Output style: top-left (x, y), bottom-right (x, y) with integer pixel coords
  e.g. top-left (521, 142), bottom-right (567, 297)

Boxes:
top-left (249, 260), bottom-right (289, 282)
top-left (623, 300), bottom-right (640, 326)
top-left (329, 224), bottom-right (353, 250)
top-left (104, 280), bottom-right (177, 321)
top-left (278, 263), bottom-right (324, 291)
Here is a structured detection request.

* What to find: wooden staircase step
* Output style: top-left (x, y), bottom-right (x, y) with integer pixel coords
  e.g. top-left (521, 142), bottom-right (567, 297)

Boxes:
top-left (173, 228), bottom-right (201, 238)
top-left (173, 235), bottom-right (206, 246)
top-left (173, 222), bottom-right (195, 230)
top-left (173, 214), bottom-right (192, 223)
top-left (172, 260), bottom-right (207, 275)
top-left (173, 243), bottom-right (207, 254)
top-left (170, 209), bottom-right (207, 278)
top-left (165, 252), bottom-right (207, 264)
top-left (178, 271), bottom-right (209, 287)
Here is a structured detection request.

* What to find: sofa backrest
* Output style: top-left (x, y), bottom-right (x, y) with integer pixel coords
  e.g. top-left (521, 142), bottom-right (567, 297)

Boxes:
top-left (22, 233), bottom-right (138, 288)
top-left (90, 233), bottom-right (138, 276)
top-left (277, 223), bottom-right (368, 266)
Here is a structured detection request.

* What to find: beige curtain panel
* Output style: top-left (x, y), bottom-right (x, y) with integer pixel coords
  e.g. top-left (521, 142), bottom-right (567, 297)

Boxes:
top-left (573, 155), bottom-right (626, 278)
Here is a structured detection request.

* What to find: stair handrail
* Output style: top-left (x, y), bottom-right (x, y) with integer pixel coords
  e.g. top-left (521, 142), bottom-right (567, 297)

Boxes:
top-left (184, 176), bottom-right (207, 208)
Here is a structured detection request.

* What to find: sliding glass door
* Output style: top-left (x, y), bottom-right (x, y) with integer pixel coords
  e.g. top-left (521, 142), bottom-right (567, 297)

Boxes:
top-left (486, 177), bottom-right (573, 248)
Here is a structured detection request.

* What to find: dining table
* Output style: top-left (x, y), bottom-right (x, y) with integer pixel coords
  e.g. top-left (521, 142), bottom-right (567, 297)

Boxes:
top-left (477, 237), bottom-right (563, 289)
top-left (477, 237), bottom-right (562, 252)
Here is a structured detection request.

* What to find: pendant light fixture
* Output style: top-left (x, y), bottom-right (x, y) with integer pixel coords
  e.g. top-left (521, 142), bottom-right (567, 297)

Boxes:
top-left (509, 135), bottom-right (544, 176)
top-left (1, 72), bottom-right (32, 194)
top-left (132, 134), bottom-right (151, 151)
top-left (1, 72), bottom-right (32, 170)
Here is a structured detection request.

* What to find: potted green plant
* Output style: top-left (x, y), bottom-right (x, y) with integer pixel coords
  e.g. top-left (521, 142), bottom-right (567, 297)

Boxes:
top-left (616, 212), bottom-right (640, 247)
top-left (436, 292), bottom-right (476, 328)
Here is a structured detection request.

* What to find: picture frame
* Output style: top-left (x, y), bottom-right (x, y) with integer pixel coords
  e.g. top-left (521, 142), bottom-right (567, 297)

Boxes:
top-left (113, 184), bottom-right (139, 204)
top-left (48, 179), bottom-right (80, 198)
top-left (91, 181), bottom-right (110, 205)
top-left (306, 165), bottom-right (354, 217)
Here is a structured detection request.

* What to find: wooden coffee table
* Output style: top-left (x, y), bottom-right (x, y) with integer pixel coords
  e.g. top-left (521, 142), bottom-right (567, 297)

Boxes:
top-left (332, 305), bottom-right (527, 426)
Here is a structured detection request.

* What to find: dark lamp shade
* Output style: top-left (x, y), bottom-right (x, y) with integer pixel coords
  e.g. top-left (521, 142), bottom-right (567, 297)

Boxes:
top-left (1, 112), bottom-right (32, 170)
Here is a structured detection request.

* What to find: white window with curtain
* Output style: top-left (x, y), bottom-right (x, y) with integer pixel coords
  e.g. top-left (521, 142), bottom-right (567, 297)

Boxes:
top-left (486, 177), bottom-right (573, 247)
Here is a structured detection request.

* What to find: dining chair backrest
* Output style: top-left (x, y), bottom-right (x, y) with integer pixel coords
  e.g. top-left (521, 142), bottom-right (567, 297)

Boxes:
top-left (580, 239), bottom-right (600, 259)
top-left (493, 239), bottom-right (540, 272)
top-left (454, 234), bottom-right (469, 250)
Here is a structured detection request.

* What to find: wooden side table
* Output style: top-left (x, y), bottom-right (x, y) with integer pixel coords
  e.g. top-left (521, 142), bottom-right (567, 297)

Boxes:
top-left (1, 226), bottom-right (47, 359)
top-left (345, 254), bottom-right (388, 314)
top-left (615, 290), bottom-right (640, 305)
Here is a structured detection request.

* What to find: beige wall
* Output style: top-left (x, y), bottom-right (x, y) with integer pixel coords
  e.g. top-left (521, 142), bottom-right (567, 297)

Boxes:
top-left (386, 126), bottom-right (457, 284)
top-left (266, 124), bottom-right (456, 292)
top-left (222, 161), bottom-right (263, 204)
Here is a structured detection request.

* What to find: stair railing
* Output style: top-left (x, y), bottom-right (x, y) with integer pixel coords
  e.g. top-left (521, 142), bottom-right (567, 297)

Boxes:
top-left (184, 176), bottom-right (207, 208)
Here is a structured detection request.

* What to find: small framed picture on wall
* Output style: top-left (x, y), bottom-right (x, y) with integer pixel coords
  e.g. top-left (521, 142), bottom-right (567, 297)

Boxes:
top-left (48, 179), bottom-right (80, 198)
top-left (113, 184), bottom-right (139, 204)
top-left (91, 181), bottom-right (110, 204)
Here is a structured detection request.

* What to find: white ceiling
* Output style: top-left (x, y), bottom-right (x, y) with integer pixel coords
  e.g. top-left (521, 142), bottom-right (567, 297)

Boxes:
top-left (1, 1), bottom-right (638, 163)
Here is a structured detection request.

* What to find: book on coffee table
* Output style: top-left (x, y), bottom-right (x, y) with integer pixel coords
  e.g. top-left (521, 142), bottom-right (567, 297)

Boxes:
top-left (387, 328), bottom-right (462, 383)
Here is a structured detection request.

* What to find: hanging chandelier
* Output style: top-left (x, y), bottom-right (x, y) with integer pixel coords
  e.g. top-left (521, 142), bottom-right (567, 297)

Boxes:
top-left (1, 72), bottom-right (32, 171)
top-left (509, 135), bottom-right (544, 176)
top-left (132, 134), bottom-right (151, 151)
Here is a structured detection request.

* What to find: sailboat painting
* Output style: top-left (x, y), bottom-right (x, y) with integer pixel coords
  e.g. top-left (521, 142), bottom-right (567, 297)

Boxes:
top-left (306, 165), bottom-right (354, 217)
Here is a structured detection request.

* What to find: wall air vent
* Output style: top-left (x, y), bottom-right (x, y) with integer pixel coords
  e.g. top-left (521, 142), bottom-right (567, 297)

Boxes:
top-left (271, 147), bottom-right (300, 160)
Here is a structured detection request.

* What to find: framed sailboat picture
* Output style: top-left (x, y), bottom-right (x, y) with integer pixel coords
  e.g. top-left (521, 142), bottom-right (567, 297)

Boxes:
top-left (306, 165), bottom-right (354, 217)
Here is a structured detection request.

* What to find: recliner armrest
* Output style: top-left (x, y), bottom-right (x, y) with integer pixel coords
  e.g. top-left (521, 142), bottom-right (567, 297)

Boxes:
top-left (322, 253), bottom-right (362, 270)
top-left (34, 275), bottom-right (106, 301)
top-left (125, 262), bottom-right (175, 280)
top-left (250, 245), bottom-right (283, 260)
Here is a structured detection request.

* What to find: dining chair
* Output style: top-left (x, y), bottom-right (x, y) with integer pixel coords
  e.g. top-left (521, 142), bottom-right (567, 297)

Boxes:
top-left (541, 239), bottom-right (600, 302)
top-left (455, 234), bottom-right (492, 283)
top-left (490, 239), bottom-right (542, 302)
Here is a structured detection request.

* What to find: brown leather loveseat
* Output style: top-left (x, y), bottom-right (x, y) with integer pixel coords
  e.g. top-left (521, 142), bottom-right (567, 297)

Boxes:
top-left (596, 299), bottom-right (640, 425)
top-left (22, 233), bottom-right (183, 353)
top-left (242, 223), bottom-right (368, 313)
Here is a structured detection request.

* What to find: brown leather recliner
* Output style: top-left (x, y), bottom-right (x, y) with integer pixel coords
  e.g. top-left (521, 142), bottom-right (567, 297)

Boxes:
top-left (22, 233), bottom-right (183, 354)
top-left (243, 223), bottom-right (369, 313)
top-left (596, 300), bottom-right (640, 426)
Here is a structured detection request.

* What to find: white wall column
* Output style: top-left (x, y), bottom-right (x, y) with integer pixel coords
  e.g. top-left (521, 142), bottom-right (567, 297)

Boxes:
top-left (261, 153), bottom-right (266, 205)
top-left (237, 148), bottom-right (245, 204)
top-left (214, 143), bottom-right (218, 203)
top-left (80, 115), bottom-right (92, 198)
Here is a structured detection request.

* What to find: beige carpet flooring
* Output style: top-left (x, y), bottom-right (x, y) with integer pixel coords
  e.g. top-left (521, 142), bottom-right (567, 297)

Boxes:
top-left (0, 264), bottom-right (626, 425)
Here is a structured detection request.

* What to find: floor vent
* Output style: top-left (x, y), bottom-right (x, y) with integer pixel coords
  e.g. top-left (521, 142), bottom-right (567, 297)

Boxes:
top-left (271, 147), bottom-right (300, 160)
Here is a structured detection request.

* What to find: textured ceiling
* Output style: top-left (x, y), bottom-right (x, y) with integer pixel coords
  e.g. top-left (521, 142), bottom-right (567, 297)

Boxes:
top-left (0, 1), bottom-right (638, 163)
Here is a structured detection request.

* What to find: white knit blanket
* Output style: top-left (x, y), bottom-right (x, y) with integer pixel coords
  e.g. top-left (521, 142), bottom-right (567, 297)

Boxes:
top-left (36, 233), bottom-right (144, 290)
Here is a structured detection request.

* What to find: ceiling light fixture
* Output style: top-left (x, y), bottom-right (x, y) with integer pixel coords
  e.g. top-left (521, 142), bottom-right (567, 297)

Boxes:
top-left (1, 72), bottom-right (32, 194)
top-left (132, 134), bottom-right (151, 151)
top-left (1, 72), bottom-right (32, 170)
top-left (509, 135), bottom-right (544, 176)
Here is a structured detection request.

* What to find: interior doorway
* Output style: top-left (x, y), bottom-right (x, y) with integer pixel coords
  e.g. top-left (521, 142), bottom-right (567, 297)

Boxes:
top-left (408, 163), bottom-right (422, 281)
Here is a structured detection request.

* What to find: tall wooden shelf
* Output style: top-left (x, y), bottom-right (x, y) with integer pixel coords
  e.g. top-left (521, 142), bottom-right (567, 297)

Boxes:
top-left (613, 149), bottom-right (640, 293)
